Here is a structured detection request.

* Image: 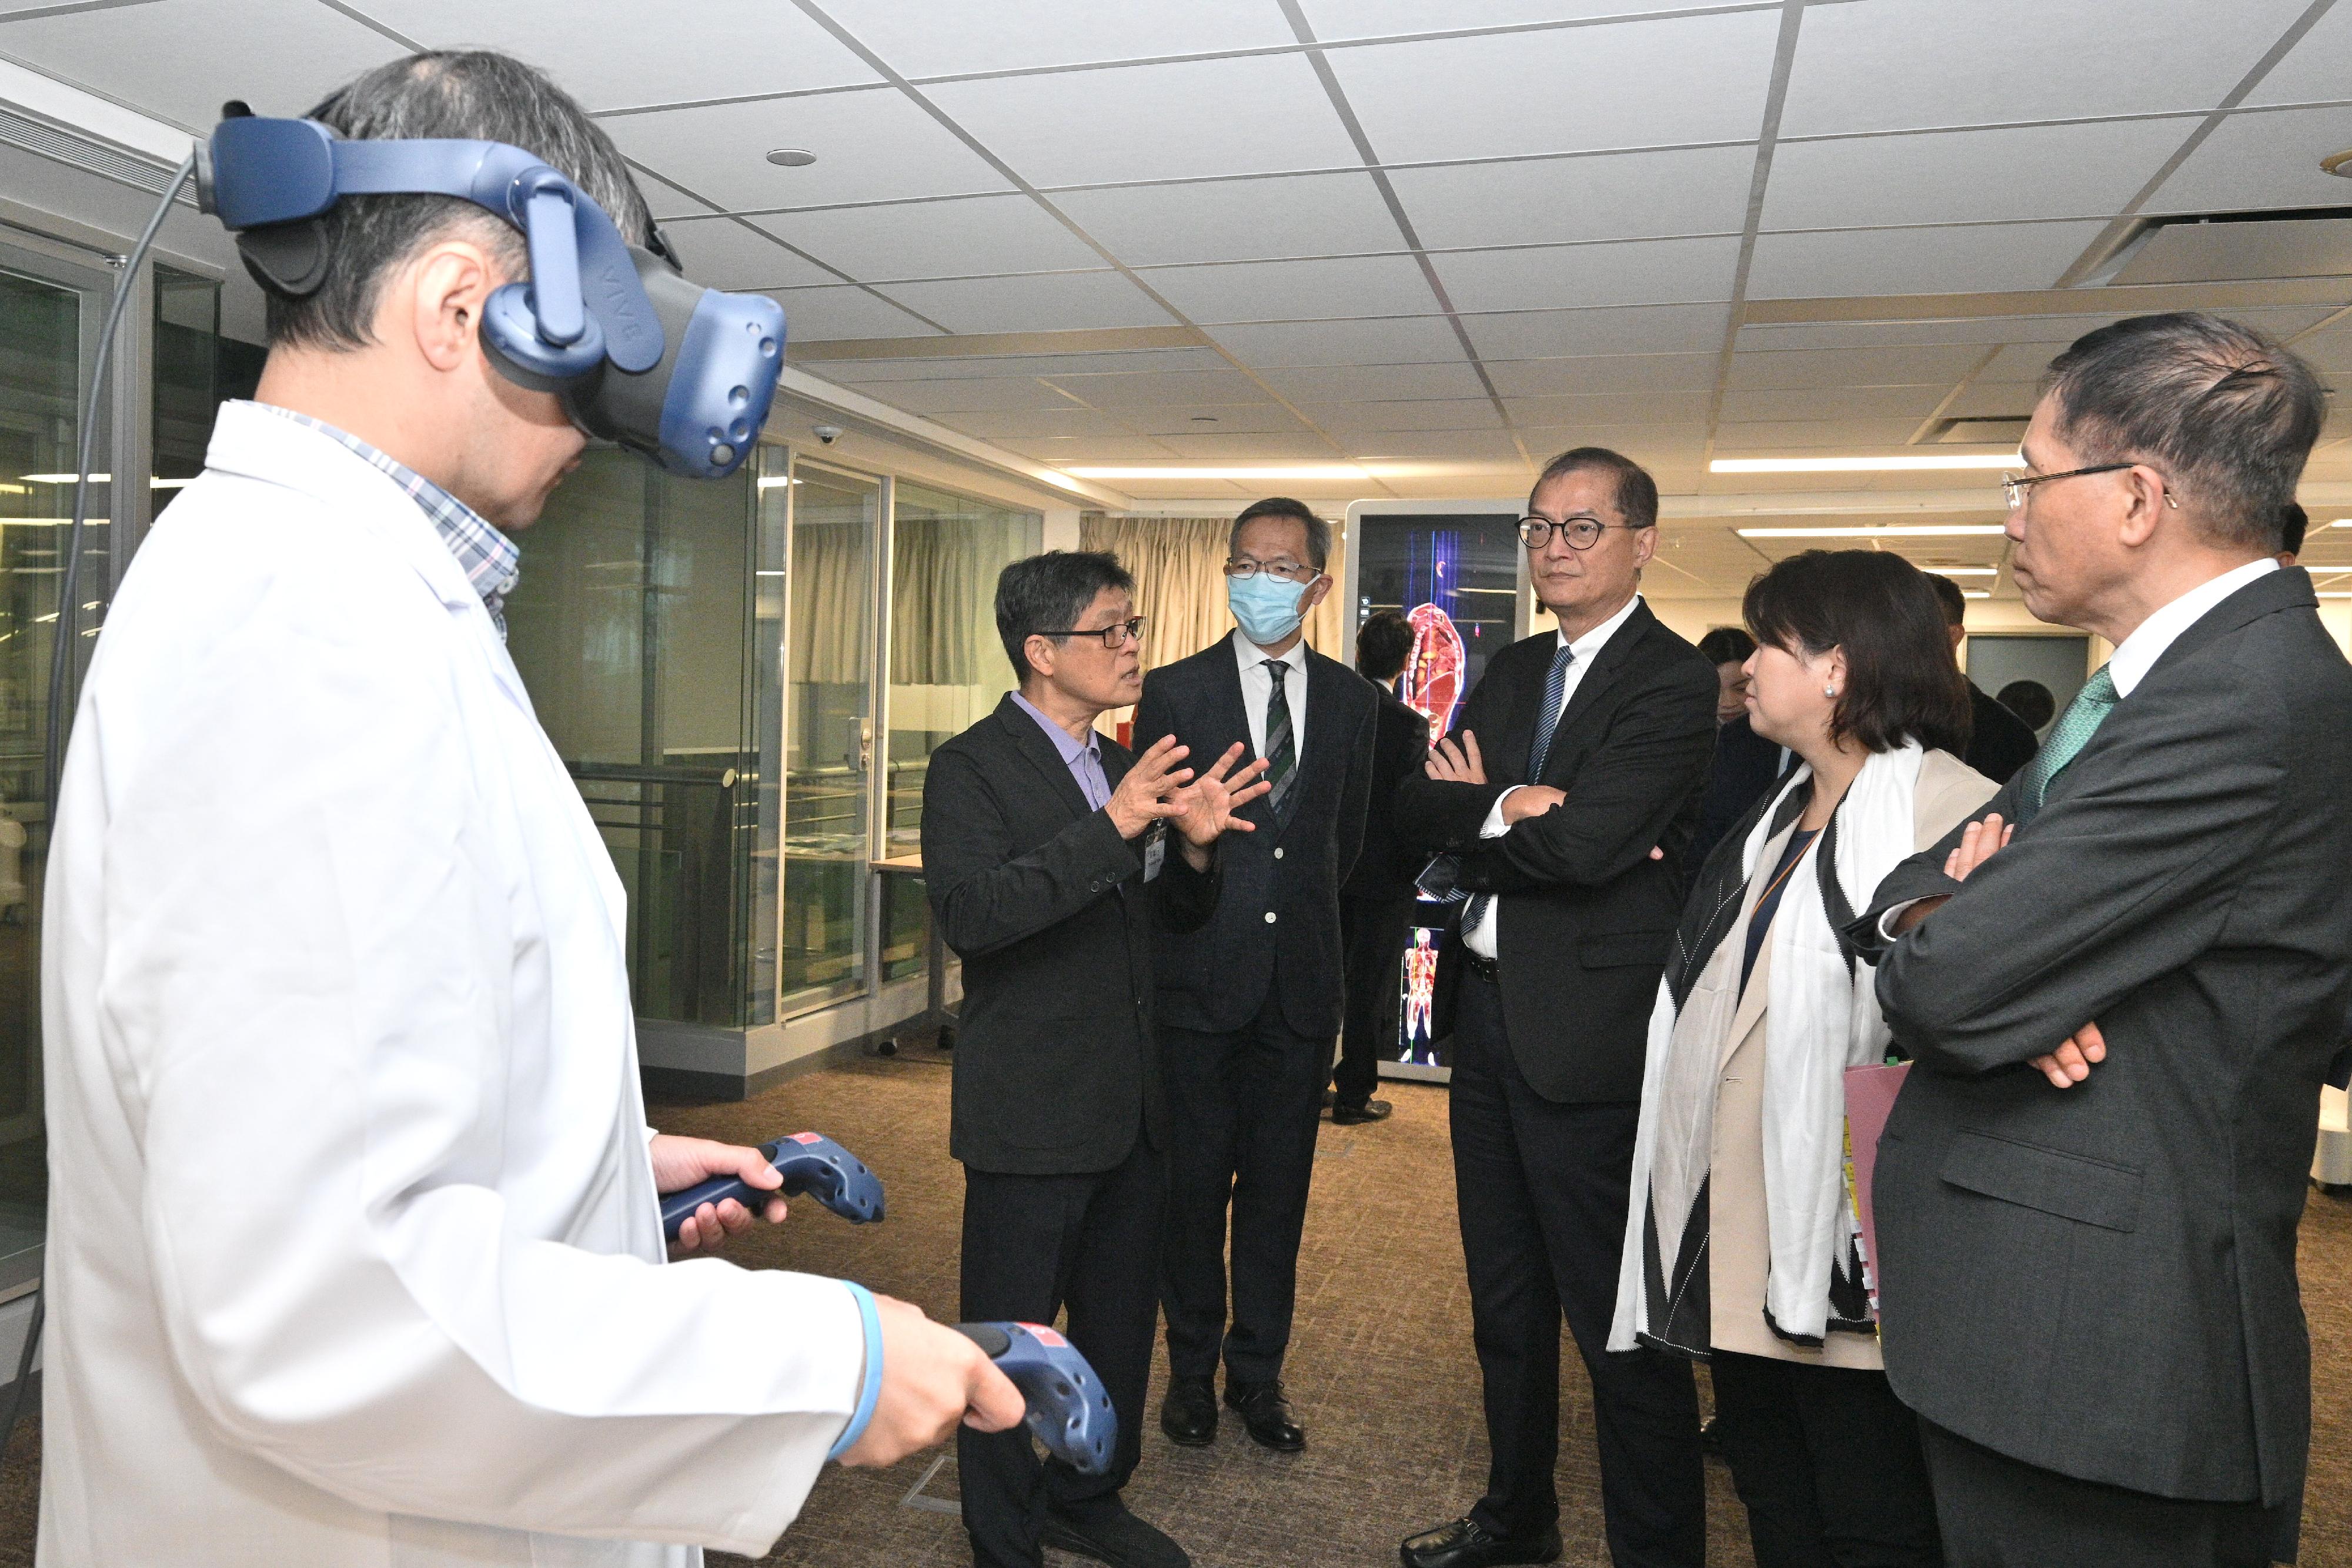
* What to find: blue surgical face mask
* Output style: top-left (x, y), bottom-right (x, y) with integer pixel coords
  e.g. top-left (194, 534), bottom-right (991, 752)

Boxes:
top-left (1228, 571), bottom-right (1312, 646)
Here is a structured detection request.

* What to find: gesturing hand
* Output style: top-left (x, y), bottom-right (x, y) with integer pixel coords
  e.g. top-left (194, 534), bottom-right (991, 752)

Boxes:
top-left (1105, 734), bottom-right (1194, 840)
top-left (1168, 742), bottom-right (1272, 848)
top-left (650, 1134), bottom-right (787, 1256)
top-left (1425, 730), bottom-right (1487, 784)
top-left (2030, 1019), bottom-right (2107, 1089)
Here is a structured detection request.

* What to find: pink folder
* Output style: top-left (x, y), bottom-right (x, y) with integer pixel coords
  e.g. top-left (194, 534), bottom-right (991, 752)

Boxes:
top-left (1842, 1062), bottom-right (1912, 1317)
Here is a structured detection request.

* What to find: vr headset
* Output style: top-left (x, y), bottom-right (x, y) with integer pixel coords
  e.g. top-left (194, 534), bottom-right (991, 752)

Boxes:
top-left (196, 105), bottom-right (784, 480)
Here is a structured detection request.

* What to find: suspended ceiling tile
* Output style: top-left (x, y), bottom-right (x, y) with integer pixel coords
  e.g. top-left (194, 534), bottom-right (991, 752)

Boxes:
top-left (1763, 118), bottom-right (2199, 230)
top-left (636, 170), bottom-right (722, 222)
top-left (660, 216), bottom-right (843, 289)
top-left (848, 377), bottom-right (1087, 415)
top-left (600, 89), bottom-right (1011, 210)
top-left (1298, 397), bottom-right (1504, 433)
top-left (997, 436), bottom-right (1178, 463)
top-left (877, 271), bottom-right (1175, 333)
top-left (1041, 368), bottom-right (1276, 407)
top-left (1340, 430), bottom-right (1528, 460)
top-left (2246, 1), bottom-right (2352, 106)
top-left (1256, 361), bottom-right (1493, 402)
top-left (1429, 235), bottom-right (1743, 313)
top-left (767, 284), bottom-right (946, 342)
top-left (1123, 403), bottom-right (1313, 436)
top-left (756, 193), bottom-right (1102, 280)
top-left (1208, 316), bottom-right (1471, 366)
top-left (1778, 0), bottom-right (2314, 138)
top-left (1387, 143), bottom-right (1757, 251)
top-left (1732, 316), bottom-right (2130, 351)
top-left (1483, 352), bottom-right (1723, 396)
top-left (926, 406), bottom-right (1142, 439)
top-left (1459, 302), bottom-right (1732, 359)
top-left (816, 0), bottom-right (1296, 76)
top-left (2147, 103), bottom-right (2352, 215)
top-left (924, 53), bottom-right (1359, 188)
top-left (1327, 9), bottom-right (1781, 165)
top-left (1717, 383), bottom-right (1952, 423)
top-left (1053, 172), bottom-right (1405, 267)
top-left (2293, 330), bottom-right (2352, 373)
top-left (0, 0), bottom-right (403, 126)
top-left (1746, 220), bottom-right (2112, 300)
top-left (1150, 431), bottom-right (1349, 459)
top-left (1975, 341), bottom-right (2076, 381)
top-left (817, 347), bottom-right (1230, 380)
top-left (1141, 254), bottom-right (1438, 324)
top-left (1726, 343), bottom-right (1990, 389)
top-left (1504, 389), bottom-right (1716, 425)
top-left (356, 0), bottom-right (878, 108)
top-left (1713, 417), bottom-right (1941, 449)
top-left (1944, 382), bottom-right (2045, 419)
top-left (1301, 1), bottom-right (1759, 42)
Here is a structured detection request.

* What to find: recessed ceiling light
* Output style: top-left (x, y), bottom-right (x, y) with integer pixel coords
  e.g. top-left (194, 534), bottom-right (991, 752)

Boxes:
top-left (766, 148), bottom-right (817, 168)
top-left (1711, 455), bottom-right (2017, 474)
top-left (1065, 464), bottom-right (1369, 480)
top-left (1736, 524), bottom-right (2010, 538)
top-left (2331, 518), bottom-right (2352, 528)
top-left (1963, 590), bottom-right (1992, 599)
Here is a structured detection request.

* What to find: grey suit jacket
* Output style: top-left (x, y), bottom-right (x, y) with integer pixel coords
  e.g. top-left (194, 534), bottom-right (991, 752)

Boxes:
top-left (1850, 567), bottom-right (2352, 1510)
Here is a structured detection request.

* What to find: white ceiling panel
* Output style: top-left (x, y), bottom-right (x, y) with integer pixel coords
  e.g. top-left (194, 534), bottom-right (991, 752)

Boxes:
top-left (818, 0), bottom-right (1296, 78)
top-left (1257, 361), bottom-right (1492, 401)
top-left (851, 377), bottom-right (1087, 416)
top-left (1301, 1), bottom-right (1758, 42)
top-left (926, 407), bottom-right (1144, 439)
top-left (1715, 417), bottom-right (1933, 449)
top-left (659, 216), bottom-right (842, 289)
top-left (813, 347), bottom-right (1230, 381)
top-left (924, 54), bottom-right (1359, 188)
top-left (770, 284), bottom-right (945, 342)
top-left (1778, 0), bottom-right (2314, 138)
top-left (1728, 343), bottom-right (1989, 390)
top-left (1484, 352), bottom-right (1722, 395)
top-left (1763, 119), bottom-right (2200, 230)
top-left (1388, 144), bottom-right (1757, 251)
top-left (1209, 316), bottom-right (1469, 366)
top-left (756, 193), bottom-right (1101, 281)
top-left (998, 436), bottom-right (1183, 463)
top-left (1429, 236), bottom-right (1742, 313)
top-left (1042, 369), bottom-right (1275, 407)
top-left (1341, 430), bottom-right (1528, 460)
top-left (1300, 398), bottom-right (1502, 432)
top-left (1141, 255), bottom-right (1437, 323)
top-left (2147, 103), bottom-right (2352, 214)
top-left (636, 170), bottom-right (721, 222)
top-left (1944, 382), bottom-right (2043, 419)
top-left (2247, 1), bottom-right (2352, 106)
top-left (1504, 389), bottom-right (1716, 425)
top-left (1052, 173), bottom-right (1404, 266)
top-left (1747, 220), bottom-right (2110, 300)
top-left (1151, 432), bottom-right (1347, 459)
top-left (600, 88), bottom-right (1010, 210)
top-left (1717, 383), bottom-right (1951, 423)
top-left (1124, 404), bottom-right (1312, 436)
top-left (876, 270), bottom-right (1174, 333)
top-left (1459, 303), bottom-right (1731, 359)
top-left (352, 0), bottom-right (878, 109)
top-left (1328, 9), bottom-right (1781, 165)
top-left (0, 0), bottom-right (402, 127)
top-left (1734, 315), bottom-right (2129, 351)
top-left (1974, 342), bottom-right (2074, 382)
top-left (2293, 330), bottom-right (2352, 373)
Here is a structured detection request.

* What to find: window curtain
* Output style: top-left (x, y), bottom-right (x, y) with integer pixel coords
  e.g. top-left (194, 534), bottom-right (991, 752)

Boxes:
top-left (891, 514), bottom-right (1031, 686)
top-left (788, 517), bottom-right (871, 686)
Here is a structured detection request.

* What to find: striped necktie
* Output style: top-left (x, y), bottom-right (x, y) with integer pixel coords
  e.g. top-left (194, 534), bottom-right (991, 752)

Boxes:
top-left (1263, 660), bottom-right (1297, 812)
top-left (2015, 664), bottom-right (2120, 825)
top-left (1464, 642), bottom-right (1579, 935)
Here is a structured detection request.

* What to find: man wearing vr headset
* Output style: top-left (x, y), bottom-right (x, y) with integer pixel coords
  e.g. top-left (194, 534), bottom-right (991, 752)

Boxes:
top-left (39, 51), bottom-right (1023, 1567)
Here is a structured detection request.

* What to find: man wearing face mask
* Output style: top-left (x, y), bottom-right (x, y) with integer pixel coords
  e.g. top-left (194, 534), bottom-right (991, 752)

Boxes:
top-left (1131, 497), bottom-right (1377, 1455)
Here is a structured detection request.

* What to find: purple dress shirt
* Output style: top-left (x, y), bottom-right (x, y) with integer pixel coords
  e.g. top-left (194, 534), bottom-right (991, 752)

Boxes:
top-left (1012, 692), bottom-right (1112, 811)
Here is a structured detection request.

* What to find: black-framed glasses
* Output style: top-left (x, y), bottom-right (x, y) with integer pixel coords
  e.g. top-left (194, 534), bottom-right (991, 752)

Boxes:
top-left (2001, 463), bottom-right (2179, 512)
top-left (1039, 616), bottom-right (1147, 650)
top-left (1222, 558), bottom-right (1322, 583)
top-left (1517, 515), bottom-right (1642, 550)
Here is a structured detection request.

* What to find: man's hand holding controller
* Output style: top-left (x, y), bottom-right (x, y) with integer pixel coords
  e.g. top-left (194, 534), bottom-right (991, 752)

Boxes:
top-left (838, 1298), bottom-right (1027, 1466)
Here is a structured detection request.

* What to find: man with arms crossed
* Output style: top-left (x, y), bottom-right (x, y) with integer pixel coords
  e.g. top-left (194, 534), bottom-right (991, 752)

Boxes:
top-left (39, 51), bottom-right (1018, 1567)
top-left (1396, 449), bottom-right (1716, 1568)
top-left (1856, 313), bottom-right (2352, 1567)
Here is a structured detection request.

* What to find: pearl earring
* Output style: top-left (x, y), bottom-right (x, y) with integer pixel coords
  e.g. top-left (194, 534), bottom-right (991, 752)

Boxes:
top-left (1824, 686), bottom-right (1837, 697)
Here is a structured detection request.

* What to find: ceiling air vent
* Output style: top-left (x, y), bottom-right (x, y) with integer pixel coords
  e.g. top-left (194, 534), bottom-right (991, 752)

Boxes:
top-left (2077, 206), bottom-right (2352, 287)
top-left (1925, 416), bottom-right (2029, 445)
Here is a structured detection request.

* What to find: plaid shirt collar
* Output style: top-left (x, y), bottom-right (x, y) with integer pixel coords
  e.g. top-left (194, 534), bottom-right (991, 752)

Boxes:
top-left (256, 403), bottom-right (523, 638)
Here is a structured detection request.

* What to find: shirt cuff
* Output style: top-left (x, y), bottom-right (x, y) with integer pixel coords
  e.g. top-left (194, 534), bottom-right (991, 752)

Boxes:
top-left (1878, 898), bottom-right (1932, 941)
top-left (825, 1282), bottom-right (885, 1463)
top-left (1479, 788), bottom-right (1519, 840)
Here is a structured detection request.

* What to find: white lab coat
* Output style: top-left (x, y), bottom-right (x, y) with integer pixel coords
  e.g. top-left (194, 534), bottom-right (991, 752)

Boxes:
top-left (38, 402), bottom-right (865, 1565)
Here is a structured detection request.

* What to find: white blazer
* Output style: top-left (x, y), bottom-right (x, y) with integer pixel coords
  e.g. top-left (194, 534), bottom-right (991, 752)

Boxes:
top-left (39, 402), bottom-right (863, 1566)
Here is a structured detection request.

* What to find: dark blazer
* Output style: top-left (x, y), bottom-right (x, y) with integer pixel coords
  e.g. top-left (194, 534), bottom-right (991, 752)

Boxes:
top-left (1395, 601), bottom-right (1719, 1103)
top-left (923, 694), bottom-right (1220, 1176)
top-left (1962, 678), bottom-right (2040, 785)
top-left (1852, 568), bottom-right (2352, 1509)
top-left (1689, 714), bottom-right (1785, 868)
top-left (1132, 637), bottom-right (1377, 1037)
top-left (1342, 680), bottom-right (1432, 904)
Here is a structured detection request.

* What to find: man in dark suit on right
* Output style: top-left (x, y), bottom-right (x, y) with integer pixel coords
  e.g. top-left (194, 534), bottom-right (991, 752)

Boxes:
top-left (1854, 313), bottom-right (2352, 1567)
top-left (1395, 447), bottom-right (1718, 1568)
top-left (1925, 570), bottom-right (2040, 785)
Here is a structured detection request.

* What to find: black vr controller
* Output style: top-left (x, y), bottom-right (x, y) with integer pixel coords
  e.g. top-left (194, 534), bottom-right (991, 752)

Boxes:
top-left (659, 1131), bottom-right (884, 1242)
top-left (954, 1322), bottom-right (1118, 1476)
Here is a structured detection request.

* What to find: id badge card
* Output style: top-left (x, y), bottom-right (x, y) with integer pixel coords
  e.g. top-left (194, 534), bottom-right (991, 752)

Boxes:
top-left (1142, 823), bottom-right (1167, 882)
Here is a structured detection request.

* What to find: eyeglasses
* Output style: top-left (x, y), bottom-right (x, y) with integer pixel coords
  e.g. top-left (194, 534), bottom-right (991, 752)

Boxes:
top-left (1223, 558), bottom-right (1322, 583)
top-left (1038, 616), bottom-right (1147, 650)
top-left (2000, 463), bottom-right (2180, 513)
top-left (1517, 516), bottom-right (1643, 550)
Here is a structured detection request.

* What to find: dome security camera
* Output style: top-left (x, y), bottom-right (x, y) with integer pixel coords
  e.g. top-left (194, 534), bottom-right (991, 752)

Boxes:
top-left (813, 424), bottom-right (843, 446)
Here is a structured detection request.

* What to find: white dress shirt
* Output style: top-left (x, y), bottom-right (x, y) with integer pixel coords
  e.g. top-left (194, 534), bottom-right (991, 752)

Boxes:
top-left (1232, 627), bottom-right (1311, 763)
top-left (1464, 593), bottom-right (1645, 958)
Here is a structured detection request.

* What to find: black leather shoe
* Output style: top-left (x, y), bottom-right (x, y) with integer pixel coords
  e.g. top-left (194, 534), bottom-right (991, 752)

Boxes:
top-left (1399, 1516), bottom-right (1562, 1568)
top-left (1222, 1378), bottom-right (1305, 1452)
top-left (1332, 1098), bottom-right (1393, 1125)
top-left (1043, 1500), bottom-right (1191, 1568)
top-left (1158, 1373), bottom-right (1217, 1446)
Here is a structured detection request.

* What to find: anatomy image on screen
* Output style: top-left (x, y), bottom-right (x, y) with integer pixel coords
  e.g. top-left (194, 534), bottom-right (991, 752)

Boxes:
top-left (1400, 925), bottom-right (1442, 1065)
top-left (1403, 604), bottom-right (1466, 740)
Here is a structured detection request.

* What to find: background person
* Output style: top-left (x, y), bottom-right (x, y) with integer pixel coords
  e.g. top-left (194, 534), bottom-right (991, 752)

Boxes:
top-left (1613, 550), bottom-right (1993, 1568)
top-left (1925, 573), bottom-right (2034, 784)
top-left (1134, 496), bottom-right (1377, 1456)
top-left (1329, 607), bottom-right (1431, 1126)
top-left (1856, 313), bottom-right (2352, 1567)
top-left (1395, 448), bottom-right (1717, 1568)
top-left (1692, 624), bottom-right (1787, 866)
top-left (37, 51), bottom-right (1019, 1568)
top-left (923, 550), bottom-right (1267, 1568)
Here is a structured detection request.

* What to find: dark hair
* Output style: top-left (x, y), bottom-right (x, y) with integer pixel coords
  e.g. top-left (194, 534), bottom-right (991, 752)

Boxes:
top-left (1531, 446), bottom-right (1659, 531)
top-left (1696, 626), bottom-right (1756, 667)
top-left (2281, 501), bottom-right (2308, 557)
top-left (1357, 609), bottom-right (1414, 681)
top-left (995, 550), bottom-right (1135, 683)
top-left (1742, 550), bottom-right (1971, 755)
top-left (2038, 312), bottom-right (2324, 552)
top-left (1230, 496), bottom-right (1331, 571)
top-left (1996, 680), bottom-right (2056, 731)
top-left (268, 51), bottom-right (652, 351)
top-left (1925, 573), bottom-right (1969, 628)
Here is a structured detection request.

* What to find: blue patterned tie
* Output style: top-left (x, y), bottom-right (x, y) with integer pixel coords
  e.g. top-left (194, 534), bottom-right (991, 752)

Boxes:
top-left (1463, 643), bottom-right (1578, 936)
top-left (2014, 664), bottom-right (2120, 825)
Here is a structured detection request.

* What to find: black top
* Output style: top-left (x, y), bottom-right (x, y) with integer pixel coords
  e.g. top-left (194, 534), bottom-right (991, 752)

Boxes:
top-left (1343, 680), bottom-right (1434, 904)
top-left (1740, 826), bottom-right (1820, 995)
top-left (1962, 679), bottom-right (2040, 785)
top-left (1693, 715), bottom-right (1788, 868)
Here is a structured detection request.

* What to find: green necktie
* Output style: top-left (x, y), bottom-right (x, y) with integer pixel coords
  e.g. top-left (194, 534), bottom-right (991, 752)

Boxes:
top-left (2016, 664), bottom-right (2120, 824)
